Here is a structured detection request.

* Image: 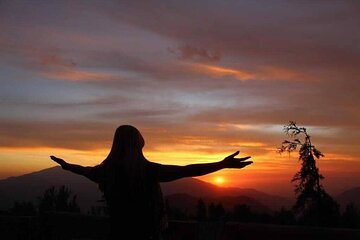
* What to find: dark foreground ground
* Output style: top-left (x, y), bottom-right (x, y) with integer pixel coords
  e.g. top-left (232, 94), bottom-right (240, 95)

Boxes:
top-left (1, 213), bottom-right (360, 240)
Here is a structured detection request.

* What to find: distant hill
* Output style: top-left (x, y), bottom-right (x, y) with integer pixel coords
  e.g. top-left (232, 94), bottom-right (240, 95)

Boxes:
top-left (336, 187), bottom-right (360, 210)
top-left (0, 166), bottom-right (291, 213)
top-left (0, 167), bottom-right (102, 212)
top-left (161, 178), bottom-right (292, 210)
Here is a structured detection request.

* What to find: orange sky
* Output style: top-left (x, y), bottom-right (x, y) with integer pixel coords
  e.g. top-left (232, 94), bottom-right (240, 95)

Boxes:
top-left (1, 1), bottom-right (360, 197)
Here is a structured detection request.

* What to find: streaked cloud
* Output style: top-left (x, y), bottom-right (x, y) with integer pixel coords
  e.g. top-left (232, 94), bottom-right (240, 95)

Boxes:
top-left (41, 68), bottom-right (119, 82)
top-left (192, 63), bottom-right (255, 81)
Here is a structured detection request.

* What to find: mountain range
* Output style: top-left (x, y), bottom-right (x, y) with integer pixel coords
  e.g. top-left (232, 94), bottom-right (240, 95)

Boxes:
top-left (0, 167), bottom-right (359, 213)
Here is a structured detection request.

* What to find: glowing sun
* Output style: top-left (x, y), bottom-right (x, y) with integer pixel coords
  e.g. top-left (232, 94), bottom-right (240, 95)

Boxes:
top-left (214, 176), bottom-right (225, 185)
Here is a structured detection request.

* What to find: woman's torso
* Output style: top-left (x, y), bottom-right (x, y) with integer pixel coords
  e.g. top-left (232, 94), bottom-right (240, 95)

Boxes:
top-left (88, 161), bottom-right (167, 239)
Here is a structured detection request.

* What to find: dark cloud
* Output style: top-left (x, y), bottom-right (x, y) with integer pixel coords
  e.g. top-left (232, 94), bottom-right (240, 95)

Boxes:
top-left (100, 0), bottom-right (360, 82)
top-left (168, 44), bottom-right (221, 62)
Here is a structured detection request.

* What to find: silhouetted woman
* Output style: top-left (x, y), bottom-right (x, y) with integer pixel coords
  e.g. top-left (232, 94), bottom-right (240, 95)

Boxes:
top-left (50, 125), bottom-right (252, 239)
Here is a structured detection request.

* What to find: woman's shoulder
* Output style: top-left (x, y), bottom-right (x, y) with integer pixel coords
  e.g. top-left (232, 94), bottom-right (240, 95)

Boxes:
top-left (91, 163), bottom-right (105, 172)
top-left (145, 160), bottom-right (161, 169)
top-left (87, 164), bottom-right (105, 183)
top-left (144, 160), bottom-right (162, 178)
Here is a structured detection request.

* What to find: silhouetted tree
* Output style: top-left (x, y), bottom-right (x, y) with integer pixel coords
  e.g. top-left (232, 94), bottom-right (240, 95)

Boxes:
top-left (38, 185), bottom-right (80, 213)
top-left (208, 202), bottom-right (225, 221)
top-left (341, 203), bottom-right (360, 228)
top-left (278, 121), bottom-right (340, 227)
top-left (215, 203), bottom-right (225, 220)
top-left (196, 199), bottom-right (207, 221)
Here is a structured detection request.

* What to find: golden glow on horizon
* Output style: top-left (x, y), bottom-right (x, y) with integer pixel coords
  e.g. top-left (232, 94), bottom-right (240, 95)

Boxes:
top-left (229, 142), bottom-right (266, 147)
top-left (1, 146), bottom-right (359, 198)
top-left (144, 150), bottom-right (230, 165)
top-left (0, 144), bottom-right (298, 174)
top-left (0, 147), bottom-right (108, 179)
top-left (1, 144), bottom-right (359, 195)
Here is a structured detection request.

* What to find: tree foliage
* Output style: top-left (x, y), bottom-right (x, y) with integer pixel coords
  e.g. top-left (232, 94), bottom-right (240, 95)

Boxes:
top-left (341, 203), bottom-right (360, 228)
top-left (208, 202), bottom-right (225, 221)
top-left (38, 185), bottom-right (80, 213)
top-left (278, 121), bottom-right (340, 226)
top-left (196, 199), bottom-right (207, 221)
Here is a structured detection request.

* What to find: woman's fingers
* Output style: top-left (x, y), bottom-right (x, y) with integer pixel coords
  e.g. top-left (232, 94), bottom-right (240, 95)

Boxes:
top-left (223, 151), bottom-right (253, 168)
top-left (50, 155), bottom-right (69, 170)
top-left (243, 161), bottom-right (253, 165)
top-left (50, 155), bottom-right (61, 160)
top-left (237, 156), bottom-right (251, 162)
top-left (50, 156), bottom-right (60, 162)
top-left (226, 151), bottom-right (240, 159)
top-left (239, 161), bottom-right (253, 168)
top-left (50, 156), bottom-right (64, 164)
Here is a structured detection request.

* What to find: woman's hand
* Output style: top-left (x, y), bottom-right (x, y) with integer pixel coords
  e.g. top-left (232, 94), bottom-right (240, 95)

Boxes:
top-left (50, 155), bottom-right (69, 170)
top-left (221, 151), bottom-right (252, 168)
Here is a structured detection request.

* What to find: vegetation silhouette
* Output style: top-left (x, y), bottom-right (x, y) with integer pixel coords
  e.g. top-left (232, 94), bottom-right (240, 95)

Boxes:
top-left (196, 199), bottom-right (208, 221)
top-left (38, 185), bottom-right (80, 214)
top-left (7, 185), bottom-right (80, 217)
top-left (50, 124), bottom-right (253, 239)
top-left (208, 202), bottom-right (225, 221)
top-left (278, 121), bottom-right (340, 227)
top-left (342, 203), bottom-right (360, 228)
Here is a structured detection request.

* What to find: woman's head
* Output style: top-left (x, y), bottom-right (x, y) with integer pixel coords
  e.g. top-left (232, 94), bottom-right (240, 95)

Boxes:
top-left (101, 125), bottom-right (147, 195)
top-left (111, 125), bottom-right (145, 156)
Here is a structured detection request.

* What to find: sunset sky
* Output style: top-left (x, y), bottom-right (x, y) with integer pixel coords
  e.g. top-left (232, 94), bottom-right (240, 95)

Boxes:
top-left (1, 0), bottom-right (360, 197)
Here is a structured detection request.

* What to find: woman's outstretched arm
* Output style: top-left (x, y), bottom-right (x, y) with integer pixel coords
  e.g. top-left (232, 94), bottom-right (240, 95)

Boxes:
top-left (156, 151), bottom-right (252, 182)
top-left (50, 155), bottom-right (92, 177)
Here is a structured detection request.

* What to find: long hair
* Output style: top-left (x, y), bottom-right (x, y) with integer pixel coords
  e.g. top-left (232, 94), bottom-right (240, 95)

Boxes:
top-left (99, 125), bottom-right (147, 201)
top-left (99, 125), bottom-right (167, 237)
